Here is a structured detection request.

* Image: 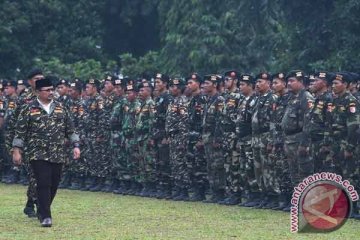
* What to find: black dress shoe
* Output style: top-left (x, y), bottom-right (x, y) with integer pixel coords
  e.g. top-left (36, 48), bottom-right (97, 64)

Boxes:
top-left (41, 218), bottom-right (52, 227)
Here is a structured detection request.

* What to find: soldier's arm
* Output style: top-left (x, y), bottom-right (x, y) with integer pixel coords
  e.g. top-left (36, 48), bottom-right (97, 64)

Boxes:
top-left (300, 92), bottom-right (314, 146)
top-left (64, 105), bottom-right (80, 146)
top-left (346, 100), bottom-right (360, 151)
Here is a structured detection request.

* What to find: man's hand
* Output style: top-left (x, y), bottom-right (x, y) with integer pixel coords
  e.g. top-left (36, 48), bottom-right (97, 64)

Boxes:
top-left (298, 146), bottom-right (308, 157)
top-left (344, 150), bottom-right (353, 159)
top-left (12, 148), bottom-right (22, 166)
top-left (73, 147), bottom-right (81, 160)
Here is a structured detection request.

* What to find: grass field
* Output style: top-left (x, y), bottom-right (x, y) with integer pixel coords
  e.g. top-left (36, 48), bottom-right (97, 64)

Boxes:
top-left (0, 183), bottom-right (359, 240)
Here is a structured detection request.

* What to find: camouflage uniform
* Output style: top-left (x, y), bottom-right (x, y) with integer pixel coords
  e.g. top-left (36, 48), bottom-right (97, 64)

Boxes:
top-left (83, 93), bottom-right (106, 187)
top-left (0, 94), bottom-right (6, 178)
top-left (251, 89), bottom-right (278, 194)
top-left (135, 96), bottom-right (156, 188)
top-left (166, 93), bottom-right (190, 197)
top-left (122, 96), bottom-right (142, 192)
top-left (187, 93), bottom-right (207, 199)
top-left (5, 88), bottom-right (37, 202)
top-left (281, 89), bottom-right (314, 186)
top-left (202, 91), bottom-right (226, 201)
top-left (110, 97), bottom-right (129, 184)
top-left (236, 93), bottom-right (257, 203)
top-left (220, 89), bottom-right (242, 202)
top-left (325, 90), bottom-right (360, 187)
top-left (152, 90), bottom-right (173, 196)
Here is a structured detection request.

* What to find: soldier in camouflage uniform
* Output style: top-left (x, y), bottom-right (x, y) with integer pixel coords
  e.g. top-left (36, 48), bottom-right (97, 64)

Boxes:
top-left (122, 79), bottom-right (142, 195)
top-left (250, 73), bottom-right (278, 208)
top-left (67, 80), bottom-right (87, 190)
top-left (5, 68), bottom-right (44, 218)
top-left (268, 73), bottom-right (292, 210)
top-left (12, 77), bottom-right (80, 227)
top-left (166, 77), bottom-right (190, 201)
top-left (281, 71), bottom-right (314, 188)
top-left (218, 71), bottom-right (242, 205)
top-left (99, 75), bottom-right (116, 192)
top-left (152, 73), bottom-right (173, 199)
top-left (110, 78), bottom-right (130, 194)
top-left (201, 74), bottom-right (226, 203)
top-left (235, 74), bottom-right (258, 207)
top-left (0, 82), bottom-right (7, 181)
top-left (135, 80), bottom-right (157, 197)
top-left (185, 73), bottom-right (207, 201)
top-left (2, 81), bottom-right (21, 184)
top-left (82, 78), bottom-right (106, 191)
top-left (325, 73), bottom-right (360, 218)
top-left (56, 79), bottom-right (73, 189)
top-left (306, 72), bottom-right (334, 173)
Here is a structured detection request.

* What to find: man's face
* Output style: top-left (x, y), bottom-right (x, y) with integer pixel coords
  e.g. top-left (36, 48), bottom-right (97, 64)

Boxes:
top-left (332, 80), bottom-right (347, 95)
top-left (4, 86), bottom-right (16, 96)
top-left (16, 85), bottom-right (26, 94)
top-left (126, 90), bottom-right (136, 101)
top-left (186, 79), bottom-right (199, 93)
top-left (28, 74), bottom-right (44, 88)
top-left (271, 79), bottom-right (286, 94)
top-left (312, 78), bottom-right (327, 93)
top-left (255, 79), bottom-right (270, 94)
top-left (56, 84), bottom-right (68, 96)
top-left (169, 85), bottom-right (181, 96)
top-left (37, 86), bottom-right (54, 102)
top-left (287, 78), bottom-right (303, 93)
top-left (224, 77), bottom-right (236, 90)
top-left (68, 88), bottom-right (80, 99)
top-left (85, 84), bottom-right (96, 96)
top-left (113, 85), bottom-right (124, 97)
top-left (104, 81), bottom-right (114, 93)
top-left (138, 87), bottom-right (151, 100)
top-left (155, 79), bottom-right (166, 92)
top-left (239, 81), bottom-right (252, 95)
top-left (202, 80), bottom-right (215, 95)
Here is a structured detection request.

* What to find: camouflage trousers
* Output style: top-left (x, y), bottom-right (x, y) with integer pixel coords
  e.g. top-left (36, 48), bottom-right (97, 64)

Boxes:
top-left (169, 134), bottom-right (190, 190)
top-left (284, 133), bottom-right (313, 187)
top-left (112, 133), bottom-right (130, 181)
top-left (187, 137), bottom-right (207, 189)
top-left (310, 139), bottom-right (332, 173)
top-left (155, 138), bottom-right (171, 189)
top-left (87, 135), bottom-right (112, 178)
top-left (68, 143), bottom-right (88, 177)
top-left (203, 135), bottom-right (225, 192)
top-left (223, 132), bottom-right (240, 194)
top-left (252, 132), bottom-right (276, 193)
top-left (237, 136), bottom-right (258, 193)
top-left (269, 144), bottom-right (291, 194)
top-left (125, 136), bottom-right (140, 182)
top-left (327, 139), bottom-right (359, 190)
top-left (137, 139), bottom-right (157, 183)
top-left (23, 157), bottom-right (37, 201)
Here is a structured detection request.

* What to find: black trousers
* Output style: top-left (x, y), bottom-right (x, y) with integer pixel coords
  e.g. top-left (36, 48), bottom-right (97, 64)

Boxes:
top-left (31, 160), bottom-right (63, 219)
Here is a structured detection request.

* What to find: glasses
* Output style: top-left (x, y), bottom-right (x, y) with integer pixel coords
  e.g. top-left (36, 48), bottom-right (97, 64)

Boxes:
top-left (40, 88), bottom-right (54, 92)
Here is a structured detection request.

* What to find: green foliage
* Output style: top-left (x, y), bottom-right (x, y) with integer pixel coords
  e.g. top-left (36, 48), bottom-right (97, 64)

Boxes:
top-left (0, 0), bottom-right (360, 79)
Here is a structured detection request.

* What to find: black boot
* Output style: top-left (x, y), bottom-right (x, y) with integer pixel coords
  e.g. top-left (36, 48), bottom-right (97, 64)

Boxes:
top-left (242, 192), bottom-right (262, 207)
top-left (173, 188), bottom-right (190, 201)
top-left (171, 186), bottom-right (182, 200)
top-left (113, 180), bottom-right (128, 194)
top-left (5, 168), bottom-right (20, 184)
top-left (81, 176), bottom-right (96, 191)
top-left (272, 193), bottom-right (287, 211)
top-left (23, 198), bottom-right (36, 218)
top-left (89, 177), bottom-right (105, 192)
top-left (218, 191), bottom-right (242, 205)
top-left (68, 175), bottom-right (82, 190)
top-left (203, 189), bottom-right (225, 203)
top-left (59, 172), bottom-right (71, 189)
top-left (125, 181), bottom-right (138, 195)
top-left (100, 179), bottom-right (114, 193)
top-left (139, 182), bottom-right (152, 197)
top-left (262, 193), bottom-right (279, 209)
top-left (189, 186), bottom-right (206, 202)
top-left (18, 168), bottom-right (29, 185)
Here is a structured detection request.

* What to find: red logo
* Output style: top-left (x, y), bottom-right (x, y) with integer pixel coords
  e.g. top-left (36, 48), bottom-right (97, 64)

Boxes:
top-left (300, 182), bottom-right (350, 232)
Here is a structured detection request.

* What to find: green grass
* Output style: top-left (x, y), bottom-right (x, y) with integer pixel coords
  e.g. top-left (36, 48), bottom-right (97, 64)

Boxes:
top-left (0, 183), bottom-right (359, 240)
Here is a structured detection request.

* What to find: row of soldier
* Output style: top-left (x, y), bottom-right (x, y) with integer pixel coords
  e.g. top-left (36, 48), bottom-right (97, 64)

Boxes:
top-left (0, 68), bottom-right (360, 219)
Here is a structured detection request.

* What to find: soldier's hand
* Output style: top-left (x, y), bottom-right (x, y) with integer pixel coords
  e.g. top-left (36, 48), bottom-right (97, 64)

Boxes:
top-left (149, 139), bottom-right (154, 146)
top-left (73, 147), bottom-right (81, 160)
top-left (195, 141), bottom-right (204, 149)
top-left (96, 137), bottom-right (103, 142)
top-left (212, 142), bottom-right (220, 149)
top-left (319, 145), bottom-right (331, 154)
top-left (344, 150), bottom-right (353, 159)
top-left (12, 148), bottom-right (22, 166)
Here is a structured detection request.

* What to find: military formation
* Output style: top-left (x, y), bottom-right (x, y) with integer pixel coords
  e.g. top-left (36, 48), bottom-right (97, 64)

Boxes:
top-left (1, 68), bottom-right (360, 219)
